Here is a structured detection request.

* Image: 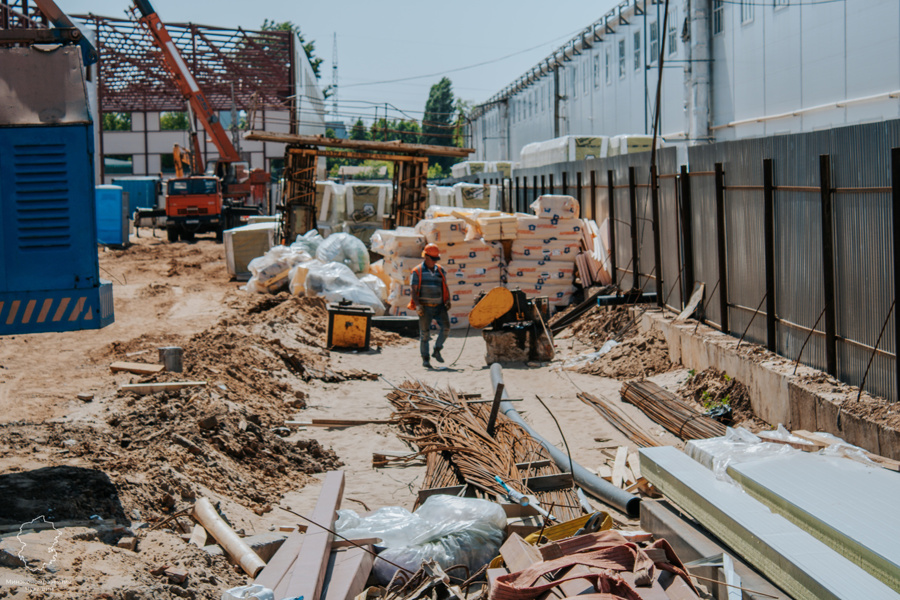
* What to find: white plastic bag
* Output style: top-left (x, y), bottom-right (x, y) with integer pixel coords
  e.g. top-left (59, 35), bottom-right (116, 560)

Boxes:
top-left (316, 232), bottom-right (371, 274)
top-left (288, 259), bottom-right (322, 296)
top-left (221, 584), bottom-right (273, 600)
top-left (292, 229), bottom-right (324, 256)
top-left (304, 262), bottom-right (385, 314)
top-left (359, 273), bottom-right (387, 302)
top-left (335, 495), bottom-right (506, 585)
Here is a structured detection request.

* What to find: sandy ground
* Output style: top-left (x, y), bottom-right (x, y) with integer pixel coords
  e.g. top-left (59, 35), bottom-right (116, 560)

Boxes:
top-left (0, 233), bottom-right (687, 599)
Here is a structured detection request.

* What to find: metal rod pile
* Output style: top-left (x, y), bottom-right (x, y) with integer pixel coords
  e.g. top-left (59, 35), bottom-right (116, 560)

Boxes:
top-left (577, 392), bottom-right (660, 448)
top-left (620, 380), bottom-right (727, 441)
top-left (386, 381), bottom-right (582, 522)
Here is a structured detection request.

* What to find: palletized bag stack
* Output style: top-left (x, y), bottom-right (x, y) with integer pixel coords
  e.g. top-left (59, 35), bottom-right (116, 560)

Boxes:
top-left (505, 195), bottom-right (581, 309)
top-left (343, 183), bottom-right (393, 245)
top-left (389, 217), bottom-right (502, 328)
top-left (370, 228), bottom-right (426, 316)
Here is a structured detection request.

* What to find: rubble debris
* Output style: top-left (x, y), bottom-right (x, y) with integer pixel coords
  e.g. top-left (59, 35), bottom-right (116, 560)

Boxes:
top-left (621, 380), bottom-right (727, 441)
top-left (678, 367), bottom-right (765, 431)
top-left (193, 497), bottom-right (264, 577)
top-left (577, 329), bottom-right (674, 379)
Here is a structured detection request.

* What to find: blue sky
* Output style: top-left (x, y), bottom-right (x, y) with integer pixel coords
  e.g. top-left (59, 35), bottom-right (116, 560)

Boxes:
top-left (63, 0), bottom-right (616, 126)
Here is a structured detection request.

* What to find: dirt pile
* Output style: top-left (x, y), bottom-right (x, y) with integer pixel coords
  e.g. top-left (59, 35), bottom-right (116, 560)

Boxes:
top-left (678, 368), bottom-right (768, 431)
top-left (558, 306), bottom-right (634, 349)
top-left (577, 329), bottom-right (674, 379)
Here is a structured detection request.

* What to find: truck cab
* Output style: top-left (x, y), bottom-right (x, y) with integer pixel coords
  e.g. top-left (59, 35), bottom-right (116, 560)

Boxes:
top-left (165, 176), bottom-right (223, 242)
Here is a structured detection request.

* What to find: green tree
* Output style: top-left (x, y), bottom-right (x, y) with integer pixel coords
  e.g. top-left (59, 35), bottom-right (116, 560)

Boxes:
top-left (349, 118), bottom-right (369, 141)
top-left (160, 111), bottom-right (190, 131)
top-left (422, 77), bottom-right (456, 170)
top-left (261, 19), bottom-right (323, 80)
top-left (103, 112), bottom-right (132, 131)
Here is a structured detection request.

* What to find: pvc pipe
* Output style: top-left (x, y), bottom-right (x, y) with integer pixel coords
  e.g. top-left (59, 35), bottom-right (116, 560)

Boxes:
top-left (490, 363), bottom-right (641, 518)
top-left (193, 497), bottom-right (265, 577)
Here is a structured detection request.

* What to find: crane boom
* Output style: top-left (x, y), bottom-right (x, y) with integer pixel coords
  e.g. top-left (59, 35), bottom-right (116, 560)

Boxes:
top-left (133, 0), bottom-right (241, 163)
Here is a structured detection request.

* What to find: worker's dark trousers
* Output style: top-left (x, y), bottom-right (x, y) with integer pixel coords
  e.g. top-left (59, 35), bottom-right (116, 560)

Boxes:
top-left (418, 304), bottom-right (450, 360)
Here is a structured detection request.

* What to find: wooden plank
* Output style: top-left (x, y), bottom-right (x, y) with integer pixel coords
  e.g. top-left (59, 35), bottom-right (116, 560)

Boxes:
top-left (288, 418), bottom-right (394, 428)
top-left (255, 471), bottom-right (344, 594)
top-left (627, 452), bottom-right (642, 480)
top-left (278, 471), bottom-right (346, 600)
top-left (119, 381), bottom-right (205, 394)
top-left (417, 484), bottom-right (466, 503)
top-left (331, 538), bottom-right (380, 549)
top-left (520, 472), bottom-right (574, 492)
top-left (611, 446), bottom-right (629, 488)
top-left (110, 361), bottom-right (164, 375)
top-left (322, 546), bottom-right (375, 600)
top-left (596, 464), bottom-right (612, 481)
top-left (245, 130), bottom-right (473, 158)
top-left (499, 532), bottom-right (543, 572)
top-left (515, 459), bottom-right (552, 470)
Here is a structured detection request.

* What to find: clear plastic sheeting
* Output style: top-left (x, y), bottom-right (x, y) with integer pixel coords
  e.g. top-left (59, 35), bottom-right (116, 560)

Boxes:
top-left (316, 232), bottom-right (370, 274)
top-left (242, 245), bottom-right (312, 294)
top-left (334, 495), bottom-right (507, 585)
top-left (316, 181), bottom-right (346, 236)
top-left (685, 426), bottom-right (797, 483)
top-left (303, 262), bottom-right (385, 314)
top-left (291, 229), bottom-right (324, 256)
top-left (427, 185), bottom-right (456, 208)
top-left (370, 227), bottom-right (425, 258)
top-left (288, 259), bottom-right (322, 296)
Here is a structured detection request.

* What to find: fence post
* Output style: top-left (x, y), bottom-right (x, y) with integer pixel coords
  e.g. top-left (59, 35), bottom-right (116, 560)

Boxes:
top-left (650, 165), bottom-right (663, 306)
top-left (628, 166), bottom-right (640, 290)
top-left (891, 147), bottom-right (900, 401)
top-left (679, 165), bottom-right (695, 307)
top-left (540, 174), bottom-right (546, 196)
top-left (514, 177), bottom-right (520, 213)
top-left (549, 173), bottom-right (555, 194)
top-left (607, 170), bottom-right (617, 287)
top-left (575, 172), bottom-right (583, 218)
top-left (763, 158), bottom-right (777, 352)
top-left (819, 154), bottom-right (837, 376)
top-left (715, 162), bottom-right (729, 334)
top-left (590, 170), bottom-right (597, 224)
top-left (562, 171), bottom-right (569, 196)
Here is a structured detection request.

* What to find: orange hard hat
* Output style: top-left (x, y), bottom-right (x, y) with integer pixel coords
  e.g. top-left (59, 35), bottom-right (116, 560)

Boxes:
top-left (423, 244), bottom-right (441, 258)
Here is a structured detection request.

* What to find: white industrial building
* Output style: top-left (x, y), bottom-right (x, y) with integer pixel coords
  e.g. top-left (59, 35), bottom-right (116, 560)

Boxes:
top-left (468, 0), bottom-right (900, 162)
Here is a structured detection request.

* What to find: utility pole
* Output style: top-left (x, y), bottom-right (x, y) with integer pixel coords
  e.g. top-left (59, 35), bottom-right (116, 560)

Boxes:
top-left (331, 32), bottom-right (338, 116)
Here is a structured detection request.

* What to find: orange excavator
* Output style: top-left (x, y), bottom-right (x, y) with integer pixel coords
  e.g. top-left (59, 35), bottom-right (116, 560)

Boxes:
top-left (133, 0), bottom-right (269, 241)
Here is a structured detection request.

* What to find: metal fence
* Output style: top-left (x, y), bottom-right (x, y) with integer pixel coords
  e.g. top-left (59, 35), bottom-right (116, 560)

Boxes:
top-left (471, 119), bottom-right (900, 402)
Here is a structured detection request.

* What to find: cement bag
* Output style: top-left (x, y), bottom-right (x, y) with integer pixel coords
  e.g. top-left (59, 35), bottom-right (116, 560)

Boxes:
top-left (288, 259), bottom-right (322, 296)
top-left (292, 229), bottom-right (324, 256)
top-left (304, 262), bottom-right (385, 314)
top-left (316, 232), bottom-right (370, 274)
top-left (530, 194), bottom-right (580, 220)
top-left (335, 495), bottom-right (506, 585)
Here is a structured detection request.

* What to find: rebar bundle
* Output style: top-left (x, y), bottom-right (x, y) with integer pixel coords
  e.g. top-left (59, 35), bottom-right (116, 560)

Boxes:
top-left (387, 381), bottom-right (582, 522)
top-left (620, 380), bottom-right (727, 441)
top-left (577, 392), bottom-right (661, 448)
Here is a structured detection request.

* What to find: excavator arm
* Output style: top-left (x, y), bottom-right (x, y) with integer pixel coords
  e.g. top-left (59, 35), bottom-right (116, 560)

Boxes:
top-left (133, 0), bottom-right (241, 163)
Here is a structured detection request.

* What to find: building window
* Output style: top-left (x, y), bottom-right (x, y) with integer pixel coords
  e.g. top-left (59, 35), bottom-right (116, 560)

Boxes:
top-left (605, 47), bottom-right (611, 84)
top-left (634, 31), bottom-right (641, 70)
top-left (618, 39), bottom-right (626, 78)
top-left (649, 21), bottom-right (659, 64)
top-left (741, 0), bottom-right (754, 23)
top-left (593, 53), bottom-right (601, 87)
top-left (713, 0), bottom-right (724, 34)
top-left (159, 111), bottom-right (189, 130)
top-left (667, 11), bottom-right (678, 55)
top-left (102, 112), bottom-right (131, 131)
top-left (160, 153), bottom-right (176, 173)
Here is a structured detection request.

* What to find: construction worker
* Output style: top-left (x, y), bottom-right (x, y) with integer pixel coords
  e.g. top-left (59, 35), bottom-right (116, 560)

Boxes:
top-left (408, 243), bottom-right (451, 368)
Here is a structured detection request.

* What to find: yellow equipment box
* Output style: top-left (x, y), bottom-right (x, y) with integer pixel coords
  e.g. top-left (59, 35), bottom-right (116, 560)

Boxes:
top-left (327, 301), bottom-right (374, 350)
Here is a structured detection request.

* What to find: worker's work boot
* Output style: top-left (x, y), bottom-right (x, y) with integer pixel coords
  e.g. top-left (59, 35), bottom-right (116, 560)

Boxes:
top-left (422, 358), bottom-right (432, 368)
top-left (432, 348), bottom-right (444, 363)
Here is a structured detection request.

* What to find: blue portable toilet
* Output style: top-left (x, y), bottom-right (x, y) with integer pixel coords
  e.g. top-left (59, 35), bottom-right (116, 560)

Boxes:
top-left (0, 46), bottom-right (114, 335)
top-left (95, 185), bottom-right (129, 246)
top-left (112, 176), bottom-right (160, 214)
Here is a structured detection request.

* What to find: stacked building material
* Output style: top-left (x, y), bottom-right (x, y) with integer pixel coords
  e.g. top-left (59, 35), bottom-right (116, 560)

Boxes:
top-left (518, 136), bottom-right (609, 169)
top-left (505, 196), bottom-right (582, 310)
top-left (477, 213), bottom-right (518, 241)
top-left (314, 180), bottom-right (345, 236)
top-left (342, 182), bottom-right (392, 245)
top-left (426, 184), bottom-right (455, 207)
top-left (453, 182), bottom-right (501, 210)
top-left (372, 228), bottom-right (426, 316)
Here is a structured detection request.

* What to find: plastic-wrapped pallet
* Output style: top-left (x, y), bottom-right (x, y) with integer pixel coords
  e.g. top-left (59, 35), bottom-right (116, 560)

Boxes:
top-left (505, 260), bottom-right (575, 286)
top-left (477, 214), bottom-right (517, 241)
top-left (516, 215), bottom-right (582, 239)
top-left (488, 161), bottom-right (512, 178)
top-left (344, 183), bottom-right (392, 245)
top-left (370, 227), bottom-right (425, 258)
top-left (428, 185), bottom-right (456, 207)
top-left (383, 255), bottom-right (420, 282)
top-left (416, 217), bottom-right (466, 244)
top-left (510, 238), bottom-right (580, 262)
top-left (530, 195), bottom-right (579, 220)
top-left (436, 240), bottom-right (502, 266)
top-left (315, 181), bottom-right (346, 236)
top-left (518, 136), bottom-right (609, 169)
top-left (515, 282), bottom-right (577, 309)
top-left (450, 161), bottom-right (486, 178)
top-left (224, 222), bottom-right (277, 281)
top-left (453, 183), bottom-right (500, 211)
top-left (607, 135), bottom-right (662, 157)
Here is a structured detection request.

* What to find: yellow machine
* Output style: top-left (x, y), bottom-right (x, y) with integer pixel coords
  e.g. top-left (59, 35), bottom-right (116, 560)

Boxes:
top-left (326, 301), bottom-right (374, 350)
top-left (469, 287), bottom-right (515, 329)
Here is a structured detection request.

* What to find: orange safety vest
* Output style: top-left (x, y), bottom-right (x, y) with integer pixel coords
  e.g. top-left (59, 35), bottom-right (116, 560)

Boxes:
top-left (408, 262), bottom-right (450, 310)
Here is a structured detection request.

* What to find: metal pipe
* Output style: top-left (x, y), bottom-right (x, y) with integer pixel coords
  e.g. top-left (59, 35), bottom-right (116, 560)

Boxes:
top-left (490, 363), bottom-right (641, 518)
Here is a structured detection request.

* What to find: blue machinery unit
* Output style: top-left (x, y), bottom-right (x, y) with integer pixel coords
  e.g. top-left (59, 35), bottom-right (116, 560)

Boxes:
top-left (0, 46), bottom-right (114, 335)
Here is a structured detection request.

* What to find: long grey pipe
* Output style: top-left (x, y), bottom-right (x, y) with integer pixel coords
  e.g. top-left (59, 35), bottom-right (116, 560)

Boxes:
top-left (490, 363), bottom-right (641, 518)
